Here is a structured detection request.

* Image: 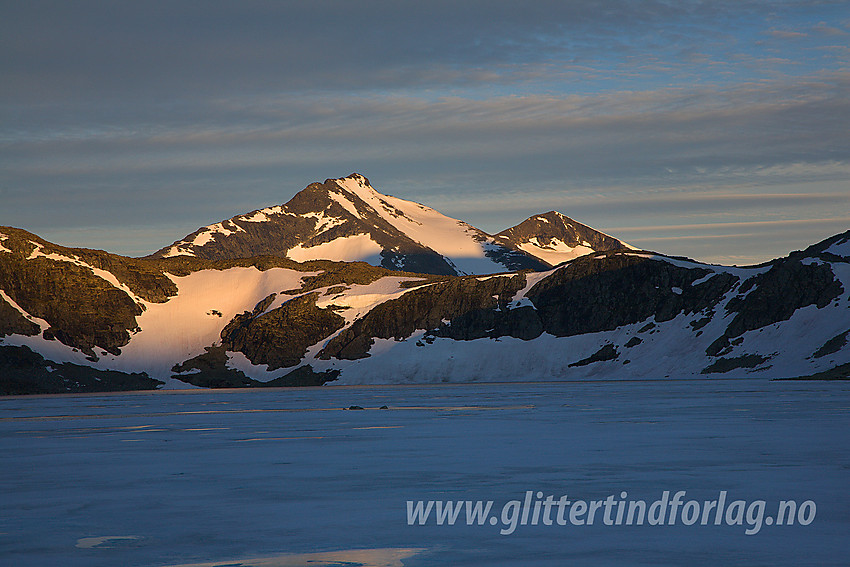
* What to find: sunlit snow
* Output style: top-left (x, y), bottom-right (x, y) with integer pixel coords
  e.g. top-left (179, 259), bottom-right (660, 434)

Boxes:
top-left (286, 234), bottom-right (382, 264)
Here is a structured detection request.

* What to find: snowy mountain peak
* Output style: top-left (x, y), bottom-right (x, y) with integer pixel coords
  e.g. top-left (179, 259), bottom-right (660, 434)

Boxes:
top-left (495, 211), bottom-right (632, 267)
top-left (150, 175), bottom-right (627, 274)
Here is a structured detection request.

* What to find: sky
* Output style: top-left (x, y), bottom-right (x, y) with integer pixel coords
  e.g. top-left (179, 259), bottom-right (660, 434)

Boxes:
top-left (1, 1), bottom-right (849, 265)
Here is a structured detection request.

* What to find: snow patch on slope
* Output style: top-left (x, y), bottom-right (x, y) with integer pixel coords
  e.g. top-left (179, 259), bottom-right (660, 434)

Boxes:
top-left (517, 239), bottom-right (594, 266)
top-left (25, 244), bottom-right (147, 303)
top-left (825, 236), bottom-right (850, 258)
top-left (238, 205), bottom-right (288, 223)
top-left (96, 266), bottom-right (313, 379)
top-left (315, 276), bottom-right (427, 325)
top-left (0, 290), bottom-right (49, 332)
top-left (287, 234), bottom-right (382, 263)
top-left (328, 189), bottom-right (364, 219)
top-left (303, 211), bottom-right (347, 233)
top-left (189, 221), bottom-right (245, 247)
top-left (510, 269), bottom-right (556, 308)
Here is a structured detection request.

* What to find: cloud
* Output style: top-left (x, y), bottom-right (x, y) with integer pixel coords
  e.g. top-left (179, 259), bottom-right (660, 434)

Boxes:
top-left (1, 1), bottom-right (848, 265)
top-left (812, 23), bottom-right (848, 36)
top-left (6, 71), bottom-right (848, 178)
top-left (766, 29), bottom-right (809, 39)
top-left (1, 0), bottom-right (838, 104)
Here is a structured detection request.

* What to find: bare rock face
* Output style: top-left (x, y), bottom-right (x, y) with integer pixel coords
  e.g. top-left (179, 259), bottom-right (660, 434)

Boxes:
top-left (525, 253), bottom-right (739, 337)
top-left (0, 229), bottom-right (147, 357)
top-left (706, 248), bottom-right (845, 357)
top-left (318, 273), bottom-right (528, 360)
top-left (0, 345), bottom-right (161, 395)
top-left (171, 346), bottom-right (338, 388)
top-left (221, 293), bottom-right (346, 370)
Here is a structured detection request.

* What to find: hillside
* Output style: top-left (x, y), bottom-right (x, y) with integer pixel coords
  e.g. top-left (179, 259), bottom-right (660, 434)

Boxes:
top-left (2, 224), bottom-right (848, 393)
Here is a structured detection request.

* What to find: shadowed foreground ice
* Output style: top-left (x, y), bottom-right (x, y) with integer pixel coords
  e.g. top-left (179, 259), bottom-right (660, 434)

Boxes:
top-left (1, 379), bottom-right (848, 566)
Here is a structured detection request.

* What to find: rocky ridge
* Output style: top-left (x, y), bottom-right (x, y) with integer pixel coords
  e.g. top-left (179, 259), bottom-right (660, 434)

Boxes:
top-left (2, 193), bottom-right (849, 393)
top-left (149, 174), bottom-right (629, 275)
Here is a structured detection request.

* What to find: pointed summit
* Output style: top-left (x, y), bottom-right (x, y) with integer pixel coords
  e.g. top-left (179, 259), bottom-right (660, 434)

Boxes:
top-left (149, 175), bottom-right (548, 275)
top-left (495, 211), bottom-right (632, 267)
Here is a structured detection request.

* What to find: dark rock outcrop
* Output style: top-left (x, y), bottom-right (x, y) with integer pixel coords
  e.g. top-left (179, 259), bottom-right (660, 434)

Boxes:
top-left (171, 346), bottom-right (338, 388)
top-left (526, 253), bottom-right (738, 337)
top-left (701, 354), bottom-right (770, 374)
top-left (320, 273), bottom-right (528, 359)
top-left (0, 345), bottom-right (162, 395)
top-left (813, 330), bottom-right (849, 359)
top-left (222, 293), bottom-right (346, 369)
top-left (706, 256), bottom-right (843, 356)
top-left (569, 343), bottom-right (619, 367)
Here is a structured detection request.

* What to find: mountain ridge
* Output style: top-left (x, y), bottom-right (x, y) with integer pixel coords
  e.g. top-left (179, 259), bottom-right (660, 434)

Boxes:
top-left (149, 174), bottom-right (630, 275)
top-left (2, 220), bottom-right (848, 393)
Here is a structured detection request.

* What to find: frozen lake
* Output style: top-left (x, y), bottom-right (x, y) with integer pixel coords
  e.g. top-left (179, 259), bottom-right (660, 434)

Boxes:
top-left (1, 378), bottom-right (848, 566)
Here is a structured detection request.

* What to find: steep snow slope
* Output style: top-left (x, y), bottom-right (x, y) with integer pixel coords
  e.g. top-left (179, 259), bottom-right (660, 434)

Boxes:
top-left (332, 176), bottom-right (512, 274)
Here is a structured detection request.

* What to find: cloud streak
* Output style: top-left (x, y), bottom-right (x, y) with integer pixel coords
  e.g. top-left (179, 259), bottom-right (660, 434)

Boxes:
top-left (1, 1), bottom-right (848, 265)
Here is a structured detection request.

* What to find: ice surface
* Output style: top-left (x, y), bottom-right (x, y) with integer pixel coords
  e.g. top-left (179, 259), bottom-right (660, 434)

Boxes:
top-left (162, 547), bottom-right (423, 566)
top-left (1, 380), bottom-right (847, 566)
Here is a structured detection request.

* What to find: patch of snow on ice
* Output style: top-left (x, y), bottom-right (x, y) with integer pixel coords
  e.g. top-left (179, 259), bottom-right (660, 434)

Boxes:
top-left (76, 536), bottom-right (142, 549)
